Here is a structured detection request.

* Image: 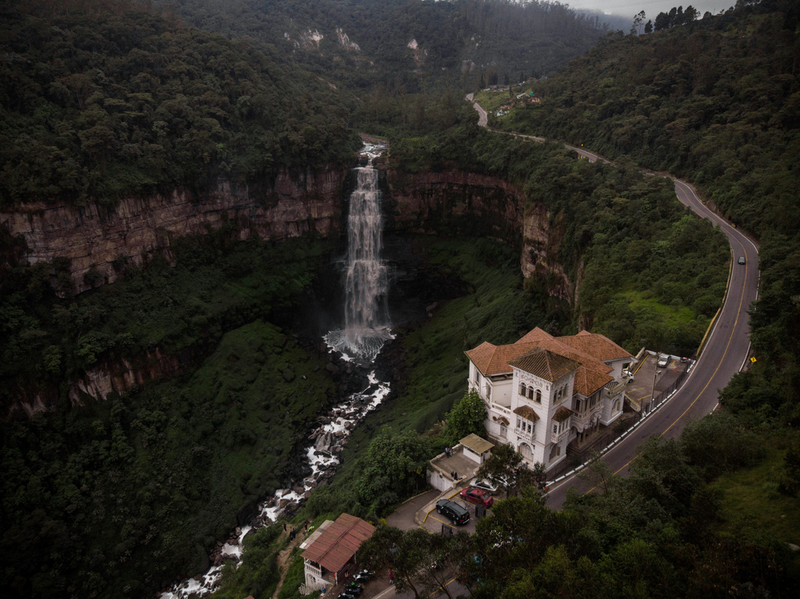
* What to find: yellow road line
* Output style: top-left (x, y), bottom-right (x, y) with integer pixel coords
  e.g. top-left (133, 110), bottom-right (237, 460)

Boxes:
top-left (584, 194), bottom-right (751, 486)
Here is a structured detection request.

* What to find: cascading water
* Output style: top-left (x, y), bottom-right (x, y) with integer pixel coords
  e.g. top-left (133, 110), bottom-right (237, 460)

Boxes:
top-left (324, 151), bottom-right (393, 361)
top-left (160, 141), bottom-right (393, 599)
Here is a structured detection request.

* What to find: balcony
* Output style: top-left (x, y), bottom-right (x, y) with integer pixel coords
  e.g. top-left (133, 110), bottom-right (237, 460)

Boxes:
top-left (516, 428), bottom-right (534, 443)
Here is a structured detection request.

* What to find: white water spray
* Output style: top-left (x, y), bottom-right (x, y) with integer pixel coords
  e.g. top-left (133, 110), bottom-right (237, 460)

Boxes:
top-left (325, 158), bottom-right (392, 360)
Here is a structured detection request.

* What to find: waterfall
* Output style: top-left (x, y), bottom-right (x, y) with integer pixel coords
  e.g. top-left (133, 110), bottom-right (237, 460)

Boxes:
top-left (325, 159), bottom-right (392, 361)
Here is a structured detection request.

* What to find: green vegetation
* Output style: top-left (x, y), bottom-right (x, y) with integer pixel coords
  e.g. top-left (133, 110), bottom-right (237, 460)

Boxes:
top-left (0, 1), bottom-right (360, 207)
top-left (212, 524), bottom-right (285, 599)
top-left (0, 319), bottom-right (337, 598)
top-left (494, 1), bottom-right (800, 385)
top-left (155, 0), bottom-right (609, 93)
top-left (0, 223), bottom-right (333, 403)
top-left (712, 440), bottom-right (800, 547)
top-left (0, 223), bottom-right (340, 598)
top-left (361, 424), bottom-right (798, 599)
top-left (444, 389), bottom-right (486, 445)
top-left (392, 123), bottom-right (729, 355)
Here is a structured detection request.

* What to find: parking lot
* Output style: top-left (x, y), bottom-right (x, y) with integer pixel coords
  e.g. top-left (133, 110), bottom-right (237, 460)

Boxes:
top-left (385, 483), bottom-right (502, 536)
top-left (625, 352), bottom-right (686, 412)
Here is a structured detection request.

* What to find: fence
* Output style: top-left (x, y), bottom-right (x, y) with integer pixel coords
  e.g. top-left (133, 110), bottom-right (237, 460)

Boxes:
top-left (547, 363), bottom-right (691, 483)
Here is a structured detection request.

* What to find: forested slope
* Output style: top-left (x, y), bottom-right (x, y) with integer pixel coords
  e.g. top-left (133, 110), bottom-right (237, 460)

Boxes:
top-left (499, 0), bottom-right (800, 427)
top-left (0, 0), bottom-right (359, 208)
top-left (153, 0), bottom-right (609, 92)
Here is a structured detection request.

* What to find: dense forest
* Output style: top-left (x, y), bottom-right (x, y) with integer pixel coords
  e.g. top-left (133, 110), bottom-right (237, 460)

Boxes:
top-left (0, 0), bottom-right (359, 207)
top-left (2, 1), bottom-right (799, 599)
top-left (153, 0), bottom-right (610, 92)
top-left (495, 0), bottom-right (800, 426)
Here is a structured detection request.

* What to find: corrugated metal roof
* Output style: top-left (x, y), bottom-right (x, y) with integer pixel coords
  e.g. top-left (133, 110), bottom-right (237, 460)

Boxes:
top-left (301, 514), bottom-right (375, 574)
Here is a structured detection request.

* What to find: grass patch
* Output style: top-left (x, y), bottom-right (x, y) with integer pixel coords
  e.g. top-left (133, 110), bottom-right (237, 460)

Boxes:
top-left (621, 290), bottom-right (698, 327)
top-left (711, 441), bottom-right (800, 547)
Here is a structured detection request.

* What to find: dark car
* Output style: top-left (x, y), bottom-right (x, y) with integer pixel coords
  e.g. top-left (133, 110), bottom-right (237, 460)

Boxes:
top-left (460, 486), bottom-right (494, 508)
top-left (436, 498), bottom-right (470, 525)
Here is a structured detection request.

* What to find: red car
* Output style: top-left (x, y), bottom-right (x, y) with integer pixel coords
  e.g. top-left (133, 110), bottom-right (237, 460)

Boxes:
top-left (459, 486), bottom-right (494, 508)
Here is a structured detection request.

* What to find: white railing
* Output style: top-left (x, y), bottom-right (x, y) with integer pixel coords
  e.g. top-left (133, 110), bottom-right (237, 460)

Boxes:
top-left (491, 403), bottom-right (513, 415)
top-left (516, 428), bottom-right (533, 443)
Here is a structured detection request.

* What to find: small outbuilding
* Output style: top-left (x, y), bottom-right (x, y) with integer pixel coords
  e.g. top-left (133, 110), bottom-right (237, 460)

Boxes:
top-left (301, 513), bottom-right (375, 593)
top-left (459, 433), bottom-right (494, 464)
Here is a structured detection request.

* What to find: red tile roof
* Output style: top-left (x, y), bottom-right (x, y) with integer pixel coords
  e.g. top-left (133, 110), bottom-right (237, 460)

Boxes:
top-left (553, 406), bottom-right (573, 422)
top-left (301, 514), bottom-right (375, 574)
top-left (466, 328), bottom-right (628, 396)
top-left (508, 348), bottom-right (580, 382)
top-left (513, 405), bottom-right (540, 421)
top-left (559, 330), bottom-right (632, 362)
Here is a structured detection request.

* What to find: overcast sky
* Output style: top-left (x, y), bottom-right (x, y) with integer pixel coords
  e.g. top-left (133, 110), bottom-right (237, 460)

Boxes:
top-left (565, 0), bottom-right (737, 19)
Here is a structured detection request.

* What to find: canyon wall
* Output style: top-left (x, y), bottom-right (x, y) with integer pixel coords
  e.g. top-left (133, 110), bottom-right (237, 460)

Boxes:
top-left (386, 169), bottom-right (573, 302)
top-left (2, 165), bottom-right (575, 415)
top-left (0, 167), bottom-right (347, 294)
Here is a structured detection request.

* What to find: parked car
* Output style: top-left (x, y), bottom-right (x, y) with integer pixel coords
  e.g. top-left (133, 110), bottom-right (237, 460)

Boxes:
top-left (622, 369), bottom-right (635, 383)
top-left (436, 498), bottom-right (471, 525)
top-left (473, 478), bottom-right (499, 494)
top-left (738, 256), bottom-right (746, 265)
top-left (657, 354), bottom-right (669, 368)
top-left (460, 486), bottom-right (494, 508)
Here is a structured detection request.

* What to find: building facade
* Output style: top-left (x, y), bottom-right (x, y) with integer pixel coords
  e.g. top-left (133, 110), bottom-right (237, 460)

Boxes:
top-left (465, 328), bottom-right (634, 471)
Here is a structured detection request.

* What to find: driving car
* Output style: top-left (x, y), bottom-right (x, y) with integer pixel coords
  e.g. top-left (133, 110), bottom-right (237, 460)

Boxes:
top-left (460, 486), bottom-right (494, 508)
top-left (473, 478), bottom-right (499, 494)
top-left (657, 354), bottom-right (669, 368)
top-left (436, 498), bottom-right (471, 525)
top-left (738, 256), bottom-right (746, 265)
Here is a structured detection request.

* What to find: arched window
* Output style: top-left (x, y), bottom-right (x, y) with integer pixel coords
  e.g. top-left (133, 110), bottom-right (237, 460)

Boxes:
top-left (519, 383), bottom-right (526, 396)
top-left (527, 387), bottom-right (534, 400)
top-left (535, 389), bottom-right (542, 403)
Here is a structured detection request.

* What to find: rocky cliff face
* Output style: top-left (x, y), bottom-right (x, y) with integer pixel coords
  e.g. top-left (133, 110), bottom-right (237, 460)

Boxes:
top-left (0, 167), bottom-right (346, 293)
top-left (386, 169), bottom-right (573, 301)
top-left (2, 165), bottom-right (574, 416)
top-left (521, 202), bottom-right (574, 302)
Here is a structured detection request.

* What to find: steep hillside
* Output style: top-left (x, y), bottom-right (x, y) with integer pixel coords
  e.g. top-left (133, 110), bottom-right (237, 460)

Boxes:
top-left (496, 0), bottom-right (800, 426)
top-left (154, 0), bottom-right (609, 91)
top-left (0, 0), bottom-right (360, 208)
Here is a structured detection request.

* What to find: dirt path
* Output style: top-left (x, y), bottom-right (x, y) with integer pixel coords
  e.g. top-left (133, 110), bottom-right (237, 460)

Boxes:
top-left (271, 525), bottom-right (308, 599)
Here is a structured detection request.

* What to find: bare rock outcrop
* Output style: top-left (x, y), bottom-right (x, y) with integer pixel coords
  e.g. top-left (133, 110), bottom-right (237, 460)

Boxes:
top-left (0, 167), bottom-right (346, 293)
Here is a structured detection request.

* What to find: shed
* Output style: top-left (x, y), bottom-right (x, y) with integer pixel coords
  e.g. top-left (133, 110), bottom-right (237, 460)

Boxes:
top-left (459, 433), bottom-right (494, 464)
top-left (301, 514), bottom-right (375, 590)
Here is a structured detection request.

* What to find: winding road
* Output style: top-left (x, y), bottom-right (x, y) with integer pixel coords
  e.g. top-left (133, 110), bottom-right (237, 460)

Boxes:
top-left (466, 95), bottom-right (760, 508)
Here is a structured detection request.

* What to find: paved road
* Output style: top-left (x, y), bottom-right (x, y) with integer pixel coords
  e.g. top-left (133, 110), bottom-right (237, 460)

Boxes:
top-left (466, 97), bottom-right (760, 508)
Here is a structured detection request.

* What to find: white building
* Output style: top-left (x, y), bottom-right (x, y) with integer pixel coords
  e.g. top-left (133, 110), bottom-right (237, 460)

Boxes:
top-left (465, 327), bottom-right (634, 471)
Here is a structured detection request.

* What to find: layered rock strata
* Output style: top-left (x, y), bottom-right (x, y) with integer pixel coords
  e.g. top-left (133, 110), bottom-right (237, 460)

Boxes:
top-left (0, 167), bottom-right (346, 293)
top-left (387, 169), bottom-right (572, 301)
